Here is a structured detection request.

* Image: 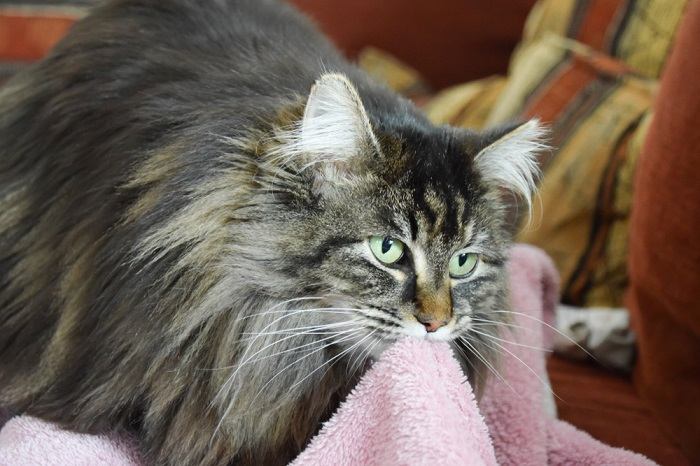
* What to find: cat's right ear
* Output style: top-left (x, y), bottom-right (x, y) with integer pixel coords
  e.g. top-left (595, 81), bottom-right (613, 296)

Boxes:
top-left (300, 73), bottom-right (381, 160)
top-left (275, 73), bottom-right (381, 196)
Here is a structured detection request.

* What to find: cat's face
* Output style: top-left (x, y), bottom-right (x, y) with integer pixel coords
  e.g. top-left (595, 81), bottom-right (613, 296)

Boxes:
top-left (268, 74), bottom-right (545, 367)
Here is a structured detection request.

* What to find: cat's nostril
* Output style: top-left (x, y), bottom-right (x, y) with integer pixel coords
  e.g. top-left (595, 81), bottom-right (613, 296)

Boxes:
top-left (417, 317), bottom-right (447, 333)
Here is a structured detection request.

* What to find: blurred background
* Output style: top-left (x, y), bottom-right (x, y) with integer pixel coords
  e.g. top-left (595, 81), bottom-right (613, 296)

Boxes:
top-left (1, 1), bottom-right (698, 464)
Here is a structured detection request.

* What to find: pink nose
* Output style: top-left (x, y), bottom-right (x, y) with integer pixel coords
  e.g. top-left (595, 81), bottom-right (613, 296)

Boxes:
top-left (417, 317), bottom-right (448, 333)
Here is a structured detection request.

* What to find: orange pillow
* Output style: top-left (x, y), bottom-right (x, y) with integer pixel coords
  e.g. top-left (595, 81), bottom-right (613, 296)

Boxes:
top-left (0, 6), bottom-right (80, 61)
top-left (626, 1), bottom-right (700, 462)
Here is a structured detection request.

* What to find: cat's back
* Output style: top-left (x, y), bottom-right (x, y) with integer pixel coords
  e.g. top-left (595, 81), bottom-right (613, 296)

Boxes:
top-left (0, 0), bottom-right (344, 146)
top-left (89, 0), bottom-right (344, 93)
top-left (0, 0), bottom-right (347, 388)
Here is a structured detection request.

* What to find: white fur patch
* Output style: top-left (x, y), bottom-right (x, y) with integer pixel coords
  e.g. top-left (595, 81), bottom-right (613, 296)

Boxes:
top-left (273, 73), bottom-right (380, 195)
top-left (300, 73), bottom-right (379, 159)
top-left (474, 119), bottom-right (548, 213)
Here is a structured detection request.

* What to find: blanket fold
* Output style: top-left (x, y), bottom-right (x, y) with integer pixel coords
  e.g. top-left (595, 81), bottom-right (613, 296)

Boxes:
top-left (291, 338), bottom-right (497, 466)
top-left (0, 245), bottom-right (655, 465)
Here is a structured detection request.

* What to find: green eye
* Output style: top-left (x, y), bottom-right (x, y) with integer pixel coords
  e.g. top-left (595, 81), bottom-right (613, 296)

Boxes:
top-left (368, 236), bottom-right (405, 264)
top-left (449, 251), bottom-right (479, 278)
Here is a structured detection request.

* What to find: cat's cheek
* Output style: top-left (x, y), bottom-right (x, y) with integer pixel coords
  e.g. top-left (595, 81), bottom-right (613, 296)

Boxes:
top-left (363, 337), bottom-right (393, 361)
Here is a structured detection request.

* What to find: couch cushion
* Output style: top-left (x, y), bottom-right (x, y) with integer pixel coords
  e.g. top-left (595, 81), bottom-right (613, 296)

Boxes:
top-left (515, 41), bottom-right (655, 308)
top-left (424, 76), bottom-right (507, 129)
top-left (519, 0), bottom-right (688, 79)
top-left (548, 355), bottom-right (691, 466)
top-left (626, 1), bottom-right (700, 462)
top-left (476, 34), bottom-right (654, 308)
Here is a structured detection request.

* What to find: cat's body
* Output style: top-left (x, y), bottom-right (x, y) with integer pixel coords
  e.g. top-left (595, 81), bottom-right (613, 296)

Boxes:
top-left (0, 1), bottom-right (544, 464)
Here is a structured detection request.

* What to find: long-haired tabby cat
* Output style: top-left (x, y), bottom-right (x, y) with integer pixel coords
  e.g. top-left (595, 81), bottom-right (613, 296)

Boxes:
top-left (0, 0), bottom-right (545, 464)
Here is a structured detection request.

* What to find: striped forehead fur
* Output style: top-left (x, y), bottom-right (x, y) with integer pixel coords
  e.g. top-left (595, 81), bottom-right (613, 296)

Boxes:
top-left (422, 187), bottom-right (448, 236)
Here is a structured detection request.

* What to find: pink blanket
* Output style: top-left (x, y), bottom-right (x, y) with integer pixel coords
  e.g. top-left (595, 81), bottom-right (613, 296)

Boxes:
top-left (0, 245), bottom-right (655, 465)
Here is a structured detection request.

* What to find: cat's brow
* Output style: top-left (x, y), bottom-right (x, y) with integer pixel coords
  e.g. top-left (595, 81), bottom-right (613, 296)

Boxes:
top-left (461, 220), bottom-right (476, 248)
top-left (423, 187), bottom-right (447, 237)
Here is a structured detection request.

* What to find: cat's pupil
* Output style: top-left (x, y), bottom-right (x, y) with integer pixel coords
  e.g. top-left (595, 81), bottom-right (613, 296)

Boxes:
top-left (458, 253), bottom-right (468, 267)
top-left (381, 237), bottom-right (393, 254)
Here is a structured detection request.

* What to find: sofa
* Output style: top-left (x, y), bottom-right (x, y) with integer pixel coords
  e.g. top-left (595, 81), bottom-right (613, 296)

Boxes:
top-left (1, 1), bottom-right (698, 464)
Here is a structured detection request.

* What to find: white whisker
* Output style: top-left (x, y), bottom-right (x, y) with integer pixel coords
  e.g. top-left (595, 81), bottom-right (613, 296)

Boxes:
top-left (474, 334), bottom-right (561, 401)
top-left (241, 306), bottom-right (360, 321)
top-left (470, 317), bottom-right (527, 331)
top-left (489, 309), bottom-right (597, 361)
top-left (469, 327), bottom-right (551, 353)
top-left (204, 328), bottom-right (359, 371)
top-left (349, 334), bottom-right (381, 379)
top-left (458, 336), bottom-right (516, 395)
top-left (239, 320), bottom-right (359, 337)
top-left (452, 342), bottom-right (485, 387)
top-left (287, 330), bottom-right (377, 394)
top-left (212, 330), bottom-right (361, 443)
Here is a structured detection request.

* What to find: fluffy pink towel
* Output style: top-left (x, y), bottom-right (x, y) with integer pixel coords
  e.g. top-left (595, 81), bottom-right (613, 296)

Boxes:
top-left (480, 246), bottom-right (653, 466)
top-left (291, 338), bottom-right (497, 466)
top-left (0, 245), bottom-right (655, 465)
top-left (0, 416), bottom-right (142, 466)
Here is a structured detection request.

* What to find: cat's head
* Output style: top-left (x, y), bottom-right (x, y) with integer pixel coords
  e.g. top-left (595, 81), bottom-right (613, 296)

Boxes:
top-left (247, 73), bottom-right (545, 384)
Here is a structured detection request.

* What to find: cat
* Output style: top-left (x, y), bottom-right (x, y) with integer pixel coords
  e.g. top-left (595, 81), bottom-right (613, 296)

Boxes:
top-left (0, 0), bottom-right (545, 464)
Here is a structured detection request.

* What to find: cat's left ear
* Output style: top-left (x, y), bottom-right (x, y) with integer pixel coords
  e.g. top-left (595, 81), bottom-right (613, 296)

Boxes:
top-left (474, 119), bottom-right (548, 211)
top-left (278, 73), bottom-right (381, 195)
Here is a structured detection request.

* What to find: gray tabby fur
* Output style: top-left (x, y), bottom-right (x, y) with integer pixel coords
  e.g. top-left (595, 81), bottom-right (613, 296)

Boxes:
top-left (0, 0), bottom-right (545, 464)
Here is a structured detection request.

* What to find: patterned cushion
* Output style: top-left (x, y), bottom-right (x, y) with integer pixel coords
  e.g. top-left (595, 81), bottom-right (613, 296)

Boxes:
top-left (356, 47), bottom-right (432, 102)
top-left (403, 0), bottom-right (687, 131)
top-left (428, 0), bottom-right (691, 308)
top-left (507, 38), bottom-right (655, 307)
top-left (424, 76), bottom-right (506, 129)
top-left (480, 0), bottom-right (690, 308)
top-left (519, 0), bottom-right (688, 79)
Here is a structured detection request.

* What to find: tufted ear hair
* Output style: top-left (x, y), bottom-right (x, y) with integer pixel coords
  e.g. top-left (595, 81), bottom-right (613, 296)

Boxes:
top-left (276, 73), bottom-right (381, 196)
top-left (300, 73), bottom-right (380, 159)
top-left (474, 119), bottom-right (548, 212)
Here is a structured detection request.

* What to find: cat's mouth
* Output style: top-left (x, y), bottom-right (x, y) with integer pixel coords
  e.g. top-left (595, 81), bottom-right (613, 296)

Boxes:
top-left (397, 314), bottom-right (457, 341)
top-left (319, 300), bottom-right (460, 362)
top-left (350, 312), bottom-right (458, 364)
top-left (362, 306), bottom-right (457, 342)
